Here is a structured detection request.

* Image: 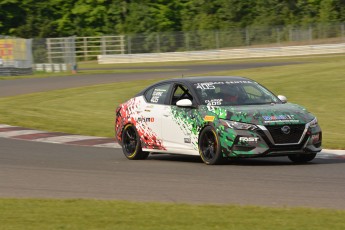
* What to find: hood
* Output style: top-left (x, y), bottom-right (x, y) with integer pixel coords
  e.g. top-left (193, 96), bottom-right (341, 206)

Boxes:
top-left (205, 103), bottom-right (315, 125)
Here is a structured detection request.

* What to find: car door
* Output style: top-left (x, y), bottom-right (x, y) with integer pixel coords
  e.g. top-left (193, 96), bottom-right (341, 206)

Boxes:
top-left (161, 83), bottom-right (198, 154)
top-left (138, 83), bottom-right (172, 151)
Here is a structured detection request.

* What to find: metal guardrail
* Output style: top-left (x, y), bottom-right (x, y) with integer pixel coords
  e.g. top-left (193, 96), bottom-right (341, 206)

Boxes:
top-left (98, 43), bottom-right (345, 64)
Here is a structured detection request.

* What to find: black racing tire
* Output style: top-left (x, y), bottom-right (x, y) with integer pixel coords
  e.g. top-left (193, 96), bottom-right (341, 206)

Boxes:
top-left (198, 126), bottom-right (224, 165)
top-left (288, 153), bottom-right (317, 163)
top-left (121, 124), bottom-right (149, 160)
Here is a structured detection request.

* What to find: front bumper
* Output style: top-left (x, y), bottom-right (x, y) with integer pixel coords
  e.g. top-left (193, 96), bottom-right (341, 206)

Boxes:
top-left (219, 123), bottom-right (322, 158)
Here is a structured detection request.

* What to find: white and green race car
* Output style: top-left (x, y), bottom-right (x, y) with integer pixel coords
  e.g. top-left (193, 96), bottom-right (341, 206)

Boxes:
top-left (115, 76), bottom-right (322, 165)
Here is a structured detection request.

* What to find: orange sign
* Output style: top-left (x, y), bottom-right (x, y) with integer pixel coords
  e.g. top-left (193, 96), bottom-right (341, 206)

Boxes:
top-left (0, 40), bottom-right (14, 59)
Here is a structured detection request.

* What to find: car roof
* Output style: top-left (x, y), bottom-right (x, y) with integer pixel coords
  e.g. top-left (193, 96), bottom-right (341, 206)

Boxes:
top-left (156, 76), bottom-right (252, 84)
top-left (135, 76), bottom-right (254, 97)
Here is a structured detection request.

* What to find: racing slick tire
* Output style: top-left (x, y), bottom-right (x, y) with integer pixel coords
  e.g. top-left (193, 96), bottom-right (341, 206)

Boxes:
top-left (288, 153), bottom-right (317, 163)
top-left (121, 124), bottom-right (149, 160)
top-left (198, 126), bottom-right (224, 165)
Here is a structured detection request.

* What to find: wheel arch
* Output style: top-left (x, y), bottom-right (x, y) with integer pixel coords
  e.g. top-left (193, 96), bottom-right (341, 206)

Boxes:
top-left (117, 121), bottom-right (135, 144)
top-left (197, 122), bottom-right (217, 142)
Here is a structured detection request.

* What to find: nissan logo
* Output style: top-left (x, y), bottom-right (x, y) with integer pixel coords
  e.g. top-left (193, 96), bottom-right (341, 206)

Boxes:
top-left (281, 126), bottom-right (291, 134)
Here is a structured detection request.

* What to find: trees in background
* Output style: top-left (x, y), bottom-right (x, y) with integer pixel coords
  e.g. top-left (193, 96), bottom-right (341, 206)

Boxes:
top-left (0, 0), bottom-right (344, 38)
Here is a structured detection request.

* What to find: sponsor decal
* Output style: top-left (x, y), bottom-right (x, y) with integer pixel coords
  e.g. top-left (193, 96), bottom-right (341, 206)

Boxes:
top-left (205, 99), bottom-right (223, 106)
top-left (195, 81), bottom-right (253, 90)
top-left (204, 115), bottom-right (215, 122)
top-left (225, 80), bottom-right (252, 84)
top-left (137, 117), bottom-right (155, 122)
top-left (262, 115), bottom-right (300, 123)
top-left (239, 137), bottom-right (259, 143)
top-left (195, 83), bottom-right (216, 90)
top-left (151, 88), bottom-right (167, 103)
top-left (184, 138), bottom-right (191, 143)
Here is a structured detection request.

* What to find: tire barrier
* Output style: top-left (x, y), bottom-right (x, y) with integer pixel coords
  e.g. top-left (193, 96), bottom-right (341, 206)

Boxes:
top-left (0, 67), bottom-right (33, 76)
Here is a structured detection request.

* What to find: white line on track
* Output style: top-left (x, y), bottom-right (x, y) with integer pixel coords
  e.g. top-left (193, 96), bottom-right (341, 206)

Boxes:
top-left (0, 124), bottom-right (16, 128)
top-left (94, 143), bottom-right (122, 148)
top-left (33, 135), bottom-right (105, 144)
top-left (0, 130), bottom-right (47, 137)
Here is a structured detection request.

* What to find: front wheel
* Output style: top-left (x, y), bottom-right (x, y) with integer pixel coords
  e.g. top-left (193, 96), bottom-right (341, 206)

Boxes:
top-left (288, 153), bottom-right (317, 163)
top-left (121, 124), bottom-right (149, 160)
top-left (198, 126), bottom-right (223, 165)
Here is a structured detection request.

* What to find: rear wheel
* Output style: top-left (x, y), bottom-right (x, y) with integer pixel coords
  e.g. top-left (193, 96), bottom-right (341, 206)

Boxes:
top-left (198, 126), bottom-right (223, 165)
top-left (288, 153), bottom-right (317, 163)
top-left (121, 124), bottom-right (149, 160)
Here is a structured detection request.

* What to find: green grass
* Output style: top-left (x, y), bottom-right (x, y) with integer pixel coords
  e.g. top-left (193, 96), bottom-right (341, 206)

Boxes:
top-left (0, 55), bottom-right (343, 148)
top-left (1, 199), bottom-right (344, 230)
top-left (0, 79), bottom-right (158, 137)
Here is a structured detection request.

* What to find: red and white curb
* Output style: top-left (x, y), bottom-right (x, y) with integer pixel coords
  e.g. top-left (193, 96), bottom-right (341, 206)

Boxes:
top-left (0, 124), bottom-right (120, 148)
top-left (0, 124), bottom-right (344, 159)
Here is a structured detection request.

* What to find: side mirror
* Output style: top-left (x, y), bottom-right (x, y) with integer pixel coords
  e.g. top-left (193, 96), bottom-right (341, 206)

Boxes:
top-left (176, 99), bottom-right (193, 107)
top-left (278, 95), bottom-right (287, 103)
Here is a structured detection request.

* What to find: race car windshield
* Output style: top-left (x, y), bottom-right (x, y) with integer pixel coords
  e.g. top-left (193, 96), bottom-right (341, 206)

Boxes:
top-left (193, 81), bottom-right (280, 106)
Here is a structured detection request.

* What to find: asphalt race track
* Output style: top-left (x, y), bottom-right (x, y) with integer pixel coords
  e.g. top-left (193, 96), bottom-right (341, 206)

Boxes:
top-left (1, 61), bottom-right (345, 209)
top-left (1, 138), bottom-right (345, 209)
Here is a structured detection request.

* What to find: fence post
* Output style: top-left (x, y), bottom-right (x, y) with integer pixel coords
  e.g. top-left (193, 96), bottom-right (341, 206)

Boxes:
top-left (276, 27), bottom-right (280, 45)
top-left (47, 38), bottom-right (52, 63)
top-left (342, 23), bottom-right (345, 42)
top-left (215, 30), bottom-right (220, 49)
top-left (156, 33), bottom-right (160, 53)
top-left (185, 32), bottom-right (190, 51)
top-left (83, 37), bottom-right (87, 61)
top-left (120, 35), bottom-right (125, 54)
top-left (309, 25), bottom-right (313, 43)
top-left (127, 35), bottom-right (131, 54)
top-left (101, 36), bottom-right (106, 55)
top-left (289, 27), bottom-right (293, 42)
top-left (245, 27), bottom-right (250, 46)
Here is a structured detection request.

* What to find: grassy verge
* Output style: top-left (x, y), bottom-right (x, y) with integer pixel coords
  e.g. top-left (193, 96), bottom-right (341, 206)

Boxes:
top-left (0, 79), bottom-right (158, 137)
top-left (1, 199), bottom-right (345, 230)
top-left (0, 55), bottom-right (343, 148)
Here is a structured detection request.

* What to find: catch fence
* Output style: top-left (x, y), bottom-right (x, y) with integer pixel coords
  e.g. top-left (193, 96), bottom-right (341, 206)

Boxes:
top-left (124, 23), bottom-right (345, 54)
top-left (31, 23), bottom-right (345, 64)
top-left (2, 23), bottom-right (344, 75)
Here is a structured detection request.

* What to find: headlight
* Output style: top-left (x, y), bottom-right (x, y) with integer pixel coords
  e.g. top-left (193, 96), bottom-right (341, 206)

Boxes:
top-left (220, 120), bottom-right (257, 130)
top-left (309, 117), bottom-right (318, 127)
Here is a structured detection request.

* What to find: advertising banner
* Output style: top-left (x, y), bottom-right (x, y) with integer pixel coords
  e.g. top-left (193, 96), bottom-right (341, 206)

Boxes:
top-left (0, 39), bottom-right (27, 60)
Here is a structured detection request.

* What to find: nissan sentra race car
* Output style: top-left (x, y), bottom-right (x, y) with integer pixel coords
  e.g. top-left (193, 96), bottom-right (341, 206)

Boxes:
top-left (115, 76), bottom-right (322, 165)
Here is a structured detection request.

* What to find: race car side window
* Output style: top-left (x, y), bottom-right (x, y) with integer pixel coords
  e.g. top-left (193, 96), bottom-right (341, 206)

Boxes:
top-left (145, 83), bottom-right (171, 104)
top-left (144, 88), bottom-right (154, 101)
top-left (171, 84), bottom-right (193, 105)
